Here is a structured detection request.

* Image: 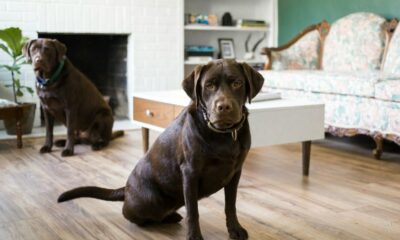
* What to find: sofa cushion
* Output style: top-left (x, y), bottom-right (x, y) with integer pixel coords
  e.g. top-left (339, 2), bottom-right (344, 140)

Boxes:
top-left (259, 70), bottom-right (380, 97)
top-left (375, 80), bottom-right (400, 102)
top-left (259, 70), bottom-right (310, 91)
top-left (304, 71), bottom-right (379, 97)
top-left (323, 12), bottom-right (386, 72)
top-left (382, 24), bottom-right (400, 80)
top-left (270, 30), bottom-right (320, 70)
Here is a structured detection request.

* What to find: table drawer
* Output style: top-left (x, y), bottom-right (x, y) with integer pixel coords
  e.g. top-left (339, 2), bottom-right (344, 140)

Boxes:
top-left (134, 97), bottom-right (176, 128)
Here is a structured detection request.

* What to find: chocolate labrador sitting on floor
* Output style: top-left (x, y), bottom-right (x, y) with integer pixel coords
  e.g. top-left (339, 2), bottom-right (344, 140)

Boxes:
top-left (23, 39), bottom-right (124, 157)
top-left (58, 59), bottom-right (264, 239)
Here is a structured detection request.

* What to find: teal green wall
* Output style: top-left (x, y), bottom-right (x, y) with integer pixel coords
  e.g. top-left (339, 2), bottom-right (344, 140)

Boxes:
top-left (278, 0), bottom-right (400, 44)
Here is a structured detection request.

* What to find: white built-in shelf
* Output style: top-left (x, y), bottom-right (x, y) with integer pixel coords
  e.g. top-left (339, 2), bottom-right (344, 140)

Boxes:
top-left (184, 59), bottom-right (265, 65)
top-left (184, 24), bottom-right (269, 32)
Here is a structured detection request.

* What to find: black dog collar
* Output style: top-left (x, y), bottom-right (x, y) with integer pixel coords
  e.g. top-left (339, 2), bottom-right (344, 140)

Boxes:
top-left (200, 105), bottom-right (247, 141)
top-left (36, 59), bottom-right (65, 88)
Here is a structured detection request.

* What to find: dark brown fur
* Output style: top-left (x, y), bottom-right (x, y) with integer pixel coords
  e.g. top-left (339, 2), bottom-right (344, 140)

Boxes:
top-left (58, 59), bottom-right (264, 240)
top-left (23, 38), bottom-right (123, 157)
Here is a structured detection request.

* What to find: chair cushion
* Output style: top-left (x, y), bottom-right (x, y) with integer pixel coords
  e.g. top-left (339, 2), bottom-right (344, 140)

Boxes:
top-left (375, 80), bottom-right (400, 102)
top-left (382, 24), bottom-right (400, 80)
top-left (270, 30), bottom-right (320, 70)
top-left (259, 70), bottom-right (380, 97)
top-left (323, 12), bottom-right (386, 72)
top-left (0, 99), bottom-right (17, 108)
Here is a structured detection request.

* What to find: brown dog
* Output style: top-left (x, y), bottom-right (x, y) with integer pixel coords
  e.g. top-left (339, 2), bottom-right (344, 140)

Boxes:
top-left (58, 59), bottom-right (264, 239)
top-left (23, 38), bottom-right (123, 157)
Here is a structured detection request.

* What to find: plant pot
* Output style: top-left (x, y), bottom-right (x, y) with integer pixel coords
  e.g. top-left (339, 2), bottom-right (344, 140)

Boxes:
top-left (4, 102), bottom-right (36, 135)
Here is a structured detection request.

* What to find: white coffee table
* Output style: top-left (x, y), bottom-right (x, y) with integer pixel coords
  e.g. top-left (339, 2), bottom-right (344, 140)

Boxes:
top-left (132, 90), bottom-right (324, 176)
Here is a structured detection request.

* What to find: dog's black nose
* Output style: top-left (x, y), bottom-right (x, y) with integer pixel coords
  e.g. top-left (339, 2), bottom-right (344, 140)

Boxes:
top-left (216, 101), bottom-right (232, 113)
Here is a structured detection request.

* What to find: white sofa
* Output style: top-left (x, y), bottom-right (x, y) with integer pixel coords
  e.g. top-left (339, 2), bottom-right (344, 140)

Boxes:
top-left (260, 12), bottom-right (400, 159)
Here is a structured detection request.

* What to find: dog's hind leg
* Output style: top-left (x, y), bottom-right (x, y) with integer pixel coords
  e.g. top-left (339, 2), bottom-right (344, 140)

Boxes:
top-left (89, 114), bottom-right (113, 151)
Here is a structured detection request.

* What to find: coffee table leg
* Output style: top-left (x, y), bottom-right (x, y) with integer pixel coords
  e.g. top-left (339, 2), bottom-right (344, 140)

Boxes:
top-left (302, 141), bottom-right (311, 176)
top-left (141, 127), bottom-right (149, 153)
top-left (16, 119), bottom-right (22, 148)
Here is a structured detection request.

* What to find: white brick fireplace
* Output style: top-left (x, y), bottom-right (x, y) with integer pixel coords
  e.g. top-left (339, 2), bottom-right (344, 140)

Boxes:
top-left (0, 0), bottom-right (184, 127)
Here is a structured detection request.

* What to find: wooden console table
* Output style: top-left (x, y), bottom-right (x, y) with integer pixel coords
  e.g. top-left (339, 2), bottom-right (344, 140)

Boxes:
top-left (133, 90), bottom-right (325, 176)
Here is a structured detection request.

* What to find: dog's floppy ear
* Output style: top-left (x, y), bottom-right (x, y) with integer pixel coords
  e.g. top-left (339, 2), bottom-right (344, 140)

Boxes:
top-left (240, 62), bottom-right (264, 103)
top-left (22, 39), bottom-right (36, 63)
top-left (51, 39), bottom-right (67, 61)
top-left (182, 64), bottom-right (204, 107)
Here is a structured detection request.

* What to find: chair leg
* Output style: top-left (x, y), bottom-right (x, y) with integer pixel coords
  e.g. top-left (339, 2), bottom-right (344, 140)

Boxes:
top-left (372, 135), bottom-right (383, 160)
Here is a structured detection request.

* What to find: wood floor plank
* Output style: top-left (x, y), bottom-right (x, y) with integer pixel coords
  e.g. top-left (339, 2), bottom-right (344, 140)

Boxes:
top-left (0, 130), bottom-right (399, 239)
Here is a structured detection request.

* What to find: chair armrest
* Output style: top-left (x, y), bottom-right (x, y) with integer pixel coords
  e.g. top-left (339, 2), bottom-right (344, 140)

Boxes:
top-left (261, 20), bottom-right (330, 70)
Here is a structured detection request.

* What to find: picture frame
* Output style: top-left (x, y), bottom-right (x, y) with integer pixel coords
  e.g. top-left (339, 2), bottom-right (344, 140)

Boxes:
top-left (218, 38), bottom-right (235, 59)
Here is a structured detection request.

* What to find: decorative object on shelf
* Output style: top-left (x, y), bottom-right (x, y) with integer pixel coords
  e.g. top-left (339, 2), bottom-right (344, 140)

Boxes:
top-left (222, 12), bottom-right (233, 26)
top-left (0, 27), bottom-right (36, 135)
top-left (208, 14), bottom-right (218, 26)
top-left (218, 38), bottom-right (235, 59)
top-left (237, 19), bottom-right (268, 28)
top-left (244, 33), bottom-right (267, 60)
top-left (184, 13), bottom-right (218, 26)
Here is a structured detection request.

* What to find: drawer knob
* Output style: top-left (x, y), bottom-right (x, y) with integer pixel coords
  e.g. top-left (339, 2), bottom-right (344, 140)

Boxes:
top-left (145, 109), bottom-right (154, 117)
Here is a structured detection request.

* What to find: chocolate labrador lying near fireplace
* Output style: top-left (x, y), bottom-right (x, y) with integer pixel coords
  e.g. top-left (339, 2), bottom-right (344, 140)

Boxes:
top-left (23, 39), bottom-right (124, 157)
top-left (58, 59), bottom-right (264, 239)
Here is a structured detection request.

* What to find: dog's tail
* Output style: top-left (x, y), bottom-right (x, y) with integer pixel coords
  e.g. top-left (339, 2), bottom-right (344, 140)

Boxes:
top-left (112, 130), bottom-right (124, 140)
top-left (58, 186), bottom-right (125, 203)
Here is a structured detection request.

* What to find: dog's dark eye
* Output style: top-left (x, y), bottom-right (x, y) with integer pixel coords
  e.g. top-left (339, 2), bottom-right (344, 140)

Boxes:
top-left (205, 83), bottom-right (216, 91)
top-left (232, 80), bottom-right (243, 89)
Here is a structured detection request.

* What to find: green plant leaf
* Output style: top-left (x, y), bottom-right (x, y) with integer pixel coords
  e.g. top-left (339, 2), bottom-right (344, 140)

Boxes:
top-left (4, 84), bottom-right (13, 88)
top-left (0, 43), bottom-right (12, 56)
top-left (14, 79), bottom-right (21, 88)
top-left (16, 55), bottom-right (25, 62)
top-left (1, 64), bottom-right (19, 72)
top-left (0, 27), bottom-right (24, 57)
top-left (16, 89), bottom-right (23, 97)
top-left (26, 87), bottom-right (34, 95)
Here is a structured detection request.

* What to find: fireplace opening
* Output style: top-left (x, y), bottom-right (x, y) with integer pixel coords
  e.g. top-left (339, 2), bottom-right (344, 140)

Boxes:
top-left (38, 33), bottom-right (128, 120)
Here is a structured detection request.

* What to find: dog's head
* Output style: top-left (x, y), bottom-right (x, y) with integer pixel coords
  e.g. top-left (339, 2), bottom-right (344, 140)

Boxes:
top-left (23, 38), bottom-right (67, 80)
top-left (183, 59), bottom-right (264, 129)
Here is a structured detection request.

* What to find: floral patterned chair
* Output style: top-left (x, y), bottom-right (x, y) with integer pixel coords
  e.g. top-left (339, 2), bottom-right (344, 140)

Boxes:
top-left (260, 12), bottom-right (400, 159)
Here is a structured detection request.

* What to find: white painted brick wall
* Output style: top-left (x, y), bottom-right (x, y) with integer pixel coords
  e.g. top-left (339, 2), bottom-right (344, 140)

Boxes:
top-left (0, 0), bottom-right (184, 128)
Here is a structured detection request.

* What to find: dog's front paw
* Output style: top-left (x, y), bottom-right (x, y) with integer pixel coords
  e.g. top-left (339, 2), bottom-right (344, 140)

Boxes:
top-left (91, 141), bottom-right (107, 151)
top-left (61, 149), bottom-right (74, 157)
top-left (39, 145), bottom-right (52, 153)
top-left (228, 226), bottom-right (248, 240)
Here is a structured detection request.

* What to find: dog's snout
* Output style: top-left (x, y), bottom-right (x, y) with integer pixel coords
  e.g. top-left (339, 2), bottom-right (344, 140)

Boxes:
top-left (34, 56), bottom-right (42, 63)
top-left (216, 100), bottom-right (233, 113)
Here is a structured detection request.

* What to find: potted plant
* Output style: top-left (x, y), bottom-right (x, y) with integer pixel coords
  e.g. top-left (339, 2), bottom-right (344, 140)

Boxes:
top-left (0, 27), bottom-right (36, 135)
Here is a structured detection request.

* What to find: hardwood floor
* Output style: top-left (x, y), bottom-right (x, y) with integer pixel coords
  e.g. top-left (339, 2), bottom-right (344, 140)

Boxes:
top-left (0, 130), bottom-right (399, 240)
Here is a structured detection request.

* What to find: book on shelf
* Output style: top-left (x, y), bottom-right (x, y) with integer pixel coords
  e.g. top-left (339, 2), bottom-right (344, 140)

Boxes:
top-left (237, 19), bottom-right (268, 28)
top-left (252, 92), bottom-right (281, 102)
